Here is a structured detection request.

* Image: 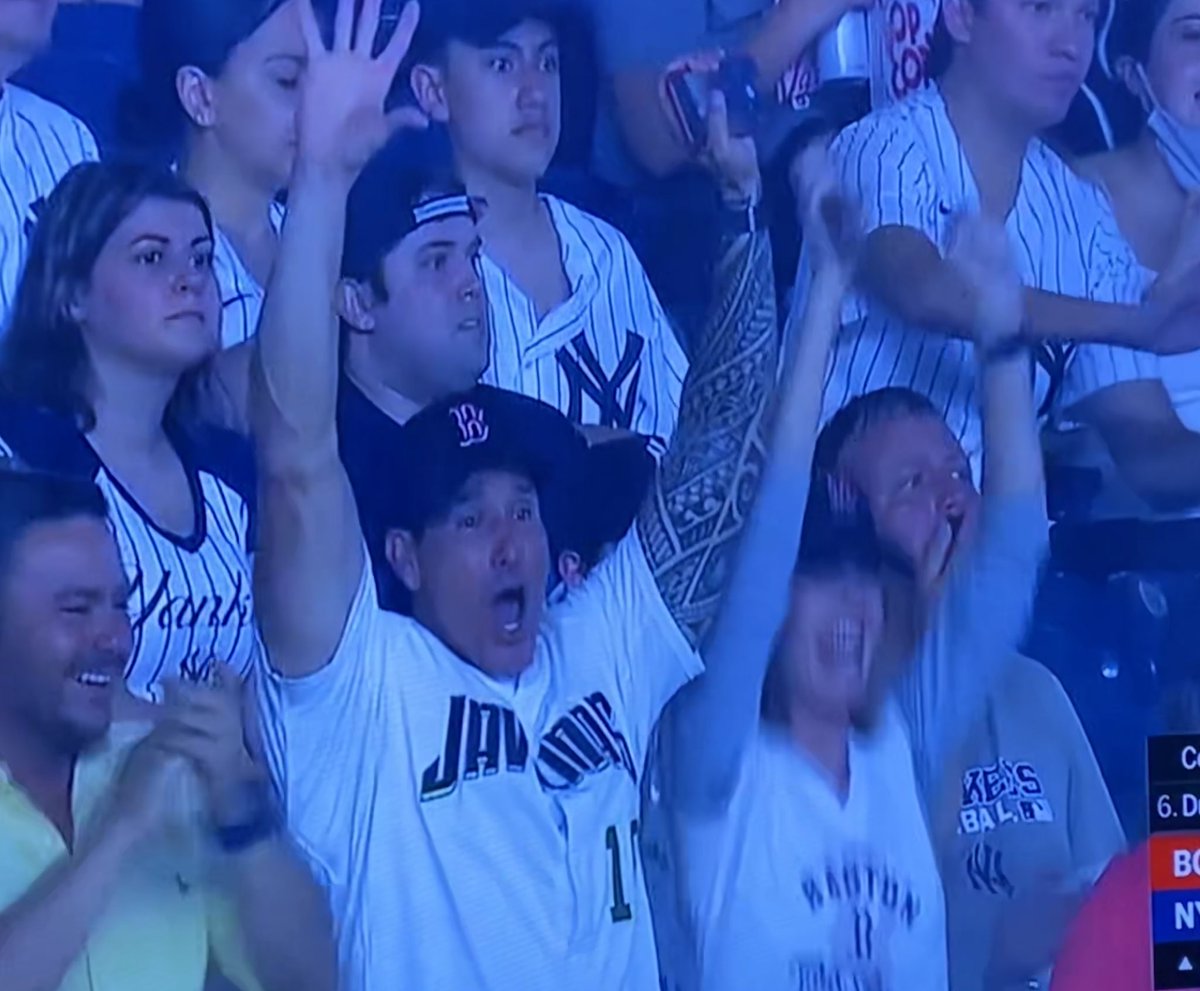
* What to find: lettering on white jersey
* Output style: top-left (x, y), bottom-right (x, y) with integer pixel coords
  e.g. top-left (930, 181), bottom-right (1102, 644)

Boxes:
top-left (420, 696), bottom-right (531, 801)
top-left (127, 567), bottom-right (254, 686)
top-left (535, 691), bottom-right (637, 791)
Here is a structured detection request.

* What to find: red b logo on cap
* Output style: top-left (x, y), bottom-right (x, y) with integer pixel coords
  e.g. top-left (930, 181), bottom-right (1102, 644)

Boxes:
top-left (450, 403), bottom-right (489, 448)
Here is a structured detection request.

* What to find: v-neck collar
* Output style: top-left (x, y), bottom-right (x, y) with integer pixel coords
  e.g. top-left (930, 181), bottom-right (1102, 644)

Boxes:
top-left (486, 195), bottom-right (607, 360)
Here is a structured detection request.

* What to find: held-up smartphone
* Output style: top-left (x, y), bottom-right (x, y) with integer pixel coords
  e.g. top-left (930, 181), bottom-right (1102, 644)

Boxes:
top-left (664, 55), bottom-right (760, 153)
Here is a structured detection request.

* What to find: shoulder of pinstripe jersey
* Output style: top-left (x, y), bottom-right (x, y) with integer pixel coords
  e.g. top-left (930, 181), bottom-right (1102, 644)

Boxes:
top-left (6, 84), bottom-right (97, 150)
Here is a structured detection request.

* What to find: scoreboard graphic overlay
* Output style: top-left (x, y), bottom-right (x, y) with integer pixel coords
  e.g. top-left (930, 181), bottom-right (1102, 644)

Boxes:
top-left (1150, 734), bottom-right (1200, 990)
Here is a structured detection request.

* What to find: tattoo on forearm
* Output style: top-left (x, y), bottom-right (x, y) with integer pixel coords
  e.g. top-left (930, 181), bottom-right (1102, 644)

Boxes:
top-left (638, 229), bottom-right (780, 646)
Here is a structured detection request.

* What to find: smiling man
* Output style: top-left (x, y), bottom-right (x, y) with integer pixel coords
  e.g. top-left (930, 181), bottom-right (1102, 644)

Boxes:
top-left (406, 0), bottom-right (690, 444)
top-left (0, 469), bottom-right (336, 991)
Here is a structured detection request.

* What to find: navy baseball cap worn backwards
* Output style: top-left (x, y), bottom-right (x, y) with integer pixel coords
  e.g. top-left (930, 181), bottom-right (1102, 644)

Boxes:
top-left (408, 0), bottom-right (571, 62)
top-left (341, 137), bottom-right (474, 281)
top-left (390, 385), bottom-right (583, 534)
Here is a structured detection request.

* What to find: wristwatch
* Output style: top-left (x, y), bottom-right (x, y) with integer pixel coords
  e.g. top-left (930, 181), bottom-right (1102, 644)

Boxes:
top-left (212, 780), bottom-right (280, 854)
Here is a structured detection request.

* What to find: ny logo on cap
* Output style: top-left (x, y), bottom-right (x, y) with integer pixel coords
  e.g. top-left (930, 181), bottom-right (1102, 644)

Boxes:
top-left (450, 403), bottom-right (489, 448)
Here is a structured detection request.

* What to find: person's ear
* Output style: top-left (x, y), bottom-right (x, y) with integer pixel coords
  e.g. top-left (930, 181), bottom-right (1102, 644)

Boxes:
top-left (176, 65), bottom-right (219, 129)
top-left (941, 0), bottom-right (977, 47)
top-left (387, 529), bottom-right (422, 593)
top-left (410, 63), bottom-right (452, 124)
top-left (337, 278), bottom-right (378, 334)
top-left (556, 550), bottom-right (585, 590)
top-left (1114, 56), bottom-right (1152, 114)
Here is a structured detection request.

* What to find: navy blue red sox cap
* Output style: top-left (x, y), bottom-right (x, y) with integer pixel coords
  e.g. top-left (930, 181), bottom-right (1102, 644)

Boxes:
top-left (388, 385), bottom-right (583, 535)
top-left (389, 385), bottom-right (656, 561)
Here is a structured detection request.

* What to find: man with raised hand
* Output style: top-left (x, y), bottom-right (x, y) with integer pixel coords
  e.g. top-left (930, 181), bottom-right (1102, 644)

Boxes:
top-left (250, 0), bottom-right (778, 988)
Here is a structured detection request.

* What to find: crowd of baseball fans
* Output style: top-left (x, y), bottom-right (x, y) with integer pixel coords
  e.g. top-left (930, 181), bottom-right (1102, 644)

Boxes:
top-left (0, 0), bottom-right (1197, 988)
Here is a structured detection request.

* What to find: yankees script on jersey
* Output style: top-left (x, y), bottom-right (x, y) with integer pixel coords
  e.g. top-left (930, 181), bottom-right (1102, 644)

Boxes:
top-left (259, 532), bottom-right (700, 991)
top-left (480, 195), bottom-right (688, 442)
top-left (675, 710), bottom-right (947, 991)
top-left (211, 201), bottom-right (285, 348)
top-left (792, 87), bottom-right (1157, 467)
top-left (0, 84), bottom-right (98, 328)
top-left (0, 401), bottom-right (258, 700)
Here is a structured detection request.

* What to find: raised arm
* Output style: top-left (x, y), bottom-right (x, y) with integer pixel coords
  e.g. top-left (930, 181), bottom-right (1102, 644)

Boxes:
top-left (895, 216), bottom-right (1049, 800)
top-left (664, 146), bottom-right (856, 814)
top-left (635, 95), bottom-right (778, 648)
top-left (251, 0), bottom-right (424, 678)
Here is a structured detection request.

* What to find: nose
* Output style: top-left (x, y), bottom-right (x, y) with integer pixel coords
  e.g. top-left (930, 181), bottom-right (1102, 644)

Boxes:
top-left (96, 608), bottom-right (133, 662)
top-left (172, 262), bottom-right (207, 297)
top-left (1048, 9), bottom-right (1087, 63)
top-left (490, 518), bottom-right (521, 571)
top-left (516, 66), bottom-right (549, 109)
top-left (459, 258), bottom-right (484, 303)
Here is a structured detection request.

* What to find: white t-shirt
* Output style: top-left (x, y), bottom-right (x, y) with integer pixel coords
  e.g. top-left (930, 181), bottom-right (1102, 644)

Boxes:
top-left (659, 707), bottom-right (946, 991)
top-left (480, 195), bottom-right (688, 443)
top-left (794, 86), bottom-right (1158, 469)
top-left (212, 201), bottom-right (285, 348)
top-left (259, 531), bottom-right (701, 991)
top-left (0, 84), bottom-right (98, 328)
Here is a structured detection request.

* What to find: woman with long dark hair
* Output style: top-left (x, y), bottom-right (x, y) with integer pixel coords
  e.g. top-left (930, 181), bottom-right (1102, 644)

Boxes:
top-left (128, 0), bottom-right (304, 350)
top-left (0, 161), bottom-right (257, 706)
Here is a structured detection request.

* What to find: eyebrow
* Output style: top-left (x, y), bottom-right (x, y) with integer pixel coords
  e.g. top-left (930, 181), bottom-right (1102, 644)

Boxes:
top-left (487, 38), bottom-right (559, 54)
top-left (128, 234), bottom-right (214, 249)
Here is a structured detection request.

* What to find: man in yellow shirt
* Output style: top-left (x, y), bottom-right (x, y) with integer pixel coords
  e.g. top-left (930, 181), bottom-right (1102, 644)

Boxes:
top-left (0, 468), bottom-right (337, 991)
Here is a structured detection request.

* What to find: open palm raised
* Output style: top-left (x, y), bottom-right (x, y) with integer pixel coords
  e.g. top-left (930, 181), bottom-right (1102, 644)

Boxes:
top-left (296, 0), bottom-right (428, 185)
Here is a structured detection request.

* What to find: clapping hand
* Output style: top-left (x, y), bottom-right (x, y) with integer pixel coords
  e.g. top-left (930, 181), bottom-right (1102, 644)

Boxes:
top-left (945, 214), bottom-right (1024, 351)
top-left (156, 663), bottom-right (259, 827)
top-left (295, 0), bottom-right (428, 187)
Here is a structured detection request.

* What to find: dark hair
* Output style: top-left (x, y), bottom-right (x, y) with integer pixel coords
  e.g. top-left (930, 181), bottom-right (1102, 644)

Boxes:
top-left (0, 468), bottom-right (109, 596)
top-left (1108, 0), bottom-right (1175, 65)
top-left (123, 0), bottom-right (293, 159)
top-left (927, 0), bottom-right (990, 80)
top-left (0, 162), bottom-right (214, 432)
top-left (813, 387), bottom-right (943, 477)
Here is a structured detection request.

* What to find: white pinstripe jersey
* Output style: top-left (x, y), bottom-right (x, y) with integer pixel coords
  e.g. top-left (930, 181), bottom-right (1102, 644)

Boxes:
top-left (0, 402), bottom-right (258, 702)
top-left (0, 84), bottom-right (97, 330)
top-left (480, 195), bottom-right (688, 443)
top-left (794, 87), bottom-right (1159, 468)
top-left (211, 201), bottom-right (285, 348)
